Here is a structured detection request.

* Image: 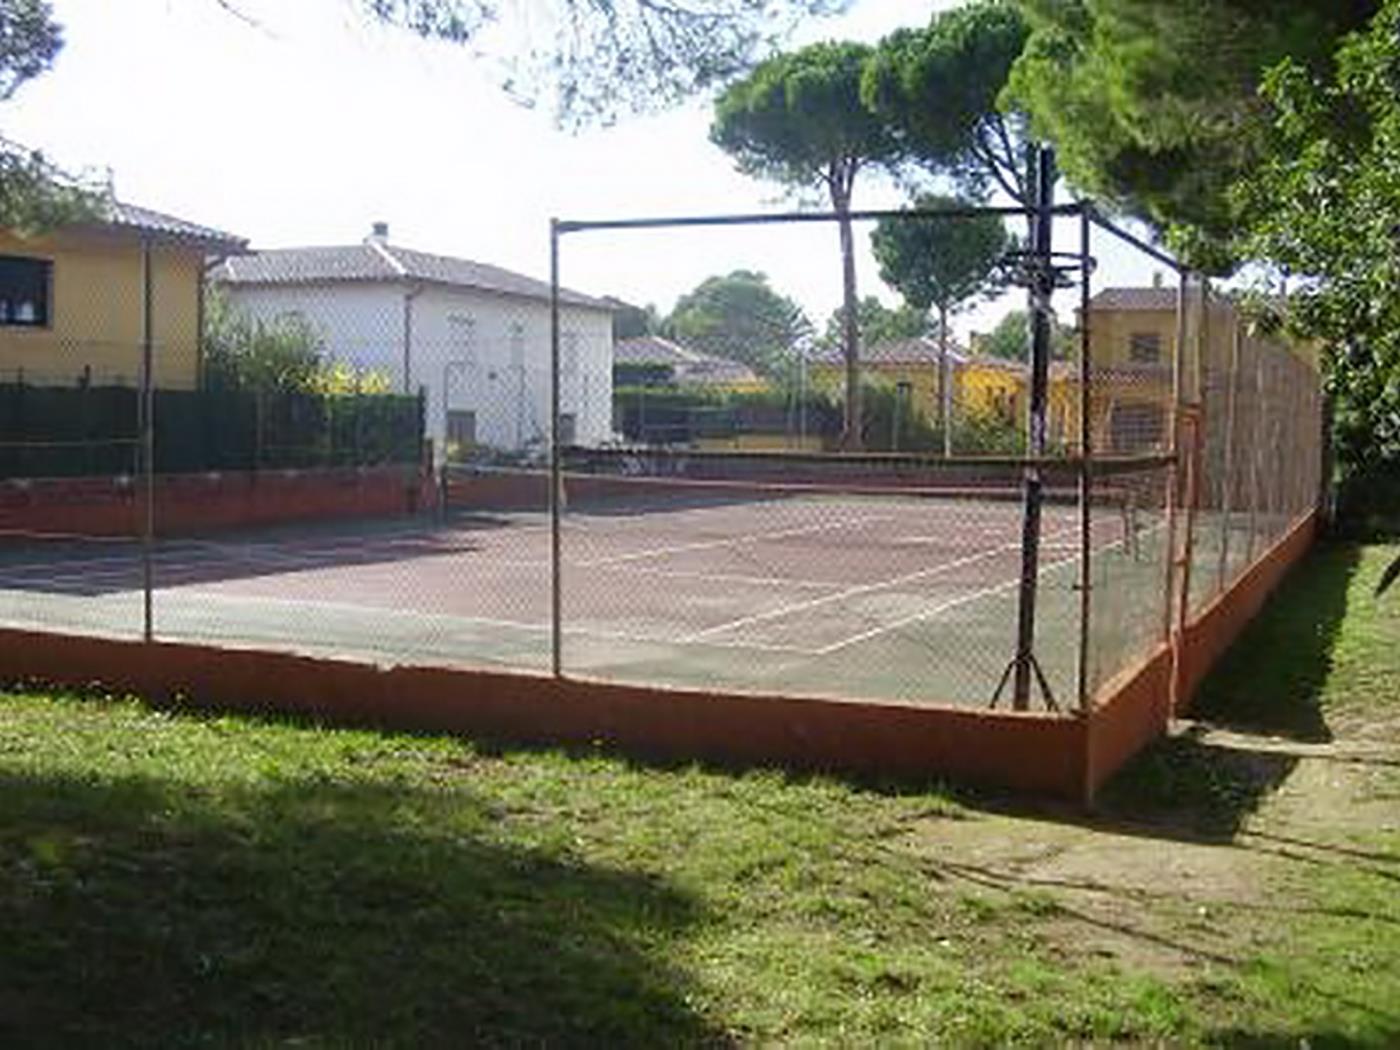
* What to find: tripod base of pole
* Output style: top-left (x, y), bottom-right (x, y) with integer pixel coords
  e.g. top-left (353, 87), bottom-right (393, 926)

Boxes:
top-left (990, 651), bottom-right (1059, 712)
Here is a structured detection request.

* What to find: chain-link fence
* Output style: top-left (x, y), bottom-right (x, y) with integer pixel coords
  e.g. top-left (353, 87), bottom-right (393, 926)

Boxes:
top-left (0, 203), bottom-right (1322, 722)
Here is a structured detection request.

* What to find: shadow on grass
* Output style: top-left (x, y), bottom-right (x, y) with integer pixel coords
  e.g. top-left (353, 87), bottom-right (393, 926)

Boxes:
top-left (0, 769), bottom-right (725, 1049)
top-left (1189, 541), bottom-right (1363, 742)
top-left (1080, 541), bottom-right (1366, 840)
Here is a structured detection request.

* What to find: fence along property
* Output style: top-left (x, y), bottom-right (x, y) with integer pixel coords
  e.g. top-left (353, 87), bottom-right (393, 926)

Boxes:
top-left (0, 189), bottom-right (1322, 800)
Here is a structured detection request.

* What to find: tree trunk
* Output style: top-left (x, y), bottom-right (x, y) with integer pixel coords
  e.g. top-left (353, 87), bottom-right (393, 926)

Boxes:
top-left (939, 303), bottom-right (951, 458)
top-left (835, 188), bottom-right (861, 451)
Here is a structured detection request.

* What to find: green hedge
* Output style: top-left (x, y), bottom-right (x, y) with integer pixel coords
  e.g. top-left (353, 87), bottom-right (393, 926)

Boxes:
top-left (611, 382), bottom-right (1024, 454)
top-left (0, 384), bottom-right (424, 479)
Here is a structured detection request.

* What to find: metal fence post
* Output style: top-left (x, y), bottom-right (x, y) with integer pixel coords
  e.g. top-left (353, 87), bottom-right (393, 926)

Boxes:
top-left (1175, 280), bottom-right (1206, 646)
top-left (1162, 274), bottom-right (1188, 644)
top-left (1216, 319), bottom-right (1242, 592)
top-left (140, 237), bottom-right (155, 643)
top-left (1076, 208), bottom-right (1093, 714)
top-left (549, 219), bottom-right (563, 679)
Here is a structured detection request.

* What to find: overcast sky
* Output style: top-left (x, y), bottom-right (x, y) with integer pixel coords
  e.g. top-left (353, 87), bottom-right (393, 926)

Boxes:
top-left (3, 0), bottom-right (1163, 340)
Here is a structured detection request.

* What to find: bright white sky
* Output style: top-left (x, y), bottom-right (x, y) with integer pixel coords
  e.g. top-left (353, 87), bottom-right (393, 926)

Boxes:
top-left (3, 0), bottom-right (1163, 340)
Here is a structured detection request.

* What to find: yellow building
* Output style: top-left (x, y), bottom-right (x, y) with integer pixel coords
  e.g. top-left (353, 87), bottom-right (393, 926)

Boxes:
top-left (809, 337), bottom-right (1032, 428)
top-left (0, 201), bottom-right (245, 389)
top-left (959, 356), bottom-right (1027, 423)
top-left (1046, 286), bottom-right (1189, 453)
top-left (807, 337), bottom-right (964, 422)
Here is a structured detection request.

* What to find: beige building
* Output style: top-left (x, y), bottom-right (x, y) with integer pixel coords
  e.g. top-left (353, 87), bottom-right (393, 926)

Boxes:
top-left (0, 202), bottom-right (245, 389)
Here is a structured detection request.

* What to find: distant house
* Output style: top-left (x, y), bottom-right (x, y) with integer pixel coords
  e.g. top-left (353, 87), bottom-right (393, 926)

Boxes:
top-left (212, 224), bottom-right (614, 455)
top-left (614, 335), bottom-right (765, 392)
top-left (1050, 285), bottom-right (1183, 452)
top-left (1, 201), bottom-right (245, 389)
top-left (961, 355), bottom-right (1027, 424)
top-left (808, 337), bottom-right (968, 422)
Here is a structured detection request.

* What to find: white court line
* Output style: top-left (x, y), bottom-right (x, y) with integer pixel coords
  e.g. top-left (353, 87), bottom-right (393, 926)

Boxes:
top-left (483, 558), bottom-right (845, 591)
top-left (572, 511), bottom-right (895, 569)
top-left (164, 589), bottom-right (826, 656)
top-left (812, 555), bottom-right (1075, 656)
top-left (812, 520), bottom-right (1166, 656)
top-left (683, 521), bottom-right (1080, 642)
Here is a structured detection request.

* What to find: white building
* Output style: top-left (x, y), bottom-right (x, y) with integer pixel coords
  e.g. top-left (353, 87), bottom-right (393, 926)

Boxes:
top-left (212, 224), bottom-right (614, 456)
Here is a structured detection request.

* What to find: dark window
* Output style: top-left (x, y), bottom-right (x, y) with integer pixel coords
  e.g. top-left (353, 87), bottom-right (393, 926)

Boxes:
top-left (1128, 331), bottom-right (1161, 363)
top-left (0, 255), bottom-right (51, 328)
top-left (1110, 402), bottom-right (1166, 452)
top-left (446, 409), bottom-right (476, 446)
top-left (558, 412), bottom-right (577, 445)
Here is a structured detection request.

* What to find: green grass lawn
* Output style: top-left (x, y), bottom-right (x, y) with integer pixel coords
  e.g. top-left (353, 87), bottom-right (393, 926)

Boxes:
top-left (1, 542), bottom-right (1397, 1047)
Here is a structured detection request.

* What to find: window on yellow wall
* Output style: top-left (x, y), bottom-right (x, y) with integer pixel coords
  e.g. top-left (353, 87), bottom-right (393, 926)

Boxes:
top-left (1128, 331), bottom-right (1162, 363)
top-left (0, 255), bottom-right (51, 328)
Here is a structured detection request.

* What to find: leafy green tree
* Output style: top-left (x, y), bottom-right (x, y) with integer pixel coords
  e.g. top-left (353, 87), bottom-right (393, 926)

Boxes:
top-left (663, 270), bottom-right (811, 376)
top-left (0, 0), bottom-right (104, 229)
top-left (819, 296), bottom-right (926, 350)
top-left (711, 41), bottom-right (903, 448)
top-left (978, 308), bottom-right (1074, 362)
top-left (607, 298), bottom-right (661, 341)
top-left (863, 1), bottom-right (1032, 202)
top-left (871, 194), bottom-right (1010, 452)
top-left (1236, 2), bottom-right (1400, 518)
top-left (1005, 0), bottom-right (1375, 269)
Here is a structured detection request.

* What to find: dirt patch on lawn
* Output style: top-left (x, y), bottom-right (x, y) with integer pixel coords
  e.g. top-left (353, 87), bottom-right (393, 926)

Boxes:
top-left (903, 720), bottom-right (1400, 979)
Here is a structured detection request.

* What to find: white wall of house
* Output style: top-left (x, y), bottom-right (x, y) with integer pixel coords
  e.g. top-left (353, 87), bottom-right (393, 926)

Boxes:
top-left (219, 281), bottom-right (613, 456)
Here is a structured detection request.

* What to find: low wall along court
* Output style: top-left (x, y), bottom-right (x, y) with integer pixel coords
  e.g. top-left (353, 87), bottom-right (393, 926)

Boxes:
top-left (0, 467), bottom-right (425, 536)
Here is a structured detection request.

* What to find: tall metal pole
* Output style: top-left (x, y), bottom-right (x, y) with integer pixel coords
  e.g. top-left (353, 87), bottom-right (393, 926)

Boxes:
top-left (140, 238), bottom-right (155, 643)
top-left (1010, 145), bottom-right (1056, 711)
top-left (1162, 274), bottom-right (1188, 643)
top-left (1076, 208), bottom-right (1093, 713)
top-left (549, 219), bottom-right (563, 678)
top-left (1216, 319), bottom-right (1242, 592)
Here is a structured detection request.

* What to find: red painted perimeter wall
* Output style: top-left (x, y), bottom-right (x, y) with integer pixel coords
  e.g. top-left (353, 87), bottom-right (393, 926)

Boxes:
top-left (0, 628), bottom-right (1093, 799)
top-left (0, 468), bottom-right (425, 536)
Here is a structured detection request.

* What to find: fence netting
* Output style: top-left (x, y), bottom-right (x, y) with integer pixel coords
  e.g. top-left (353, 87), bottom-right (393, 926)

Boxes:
top-left (0, 206), bottom-right (1321, 719)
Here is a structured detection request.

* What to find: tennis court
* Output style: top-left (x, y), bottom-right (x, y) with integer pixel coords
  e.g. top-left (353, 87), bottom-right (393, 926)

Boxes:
top-left (0, 461), bottom-right (1155, 708)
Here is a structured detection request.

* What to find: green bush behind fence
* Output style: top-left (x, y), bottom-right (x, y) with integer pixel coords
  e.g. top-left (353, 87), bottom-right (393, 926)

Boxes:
top-left (0, 384), bottom-right (424, 479)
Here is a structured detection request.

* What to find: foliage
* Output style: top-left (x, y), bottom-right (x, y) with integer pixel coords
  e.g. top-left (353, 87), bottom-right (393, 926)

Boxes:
top-left (1005, 0), bottom-right (1376, 270)
top-left (864, 1), bottom-right (1031, 201)
top-left (711, 40), bottom-right (904, 446)
top-left (951, 403), bottom-right (1025, 454)
top-left (203, 290), bottom-right (389, 394)
top-left (1232, 2), bottom-right (1400, 504)
top-left (0, 0), bottom-right (61, 99)
top-left (612, 383), bottom-right (840, 445)
top-left (0, 1), bottom-right (105, 230)
top-left (978, 307), bottom-right (1074, 362)
top-left (818, 296), bottom-right (926, 350)
top-left (662, 270), bottom-right (810, 377)
top-left (0, 381), bottom-right (422, 474)
top-left (870, 194), bottom-right (1010, 319)
top-left (609, 298), bottom-right (661, 341)
top-left (357, 0), bottom-right (849, 128)
top-left (710, 40), bottom-right (900, 202)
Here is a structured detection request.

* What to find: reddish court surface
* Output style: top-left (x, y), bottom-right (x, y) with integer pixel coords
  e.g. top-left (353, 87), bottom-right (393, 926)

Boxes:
top-left (0, 489), bottom-right (1133, 707)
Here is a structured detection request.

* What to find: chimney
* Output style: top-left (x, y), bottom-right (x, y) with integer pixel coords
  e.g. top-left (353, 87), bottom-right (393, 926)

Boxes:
top-left (367, 221), bottom-right (390, 245)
